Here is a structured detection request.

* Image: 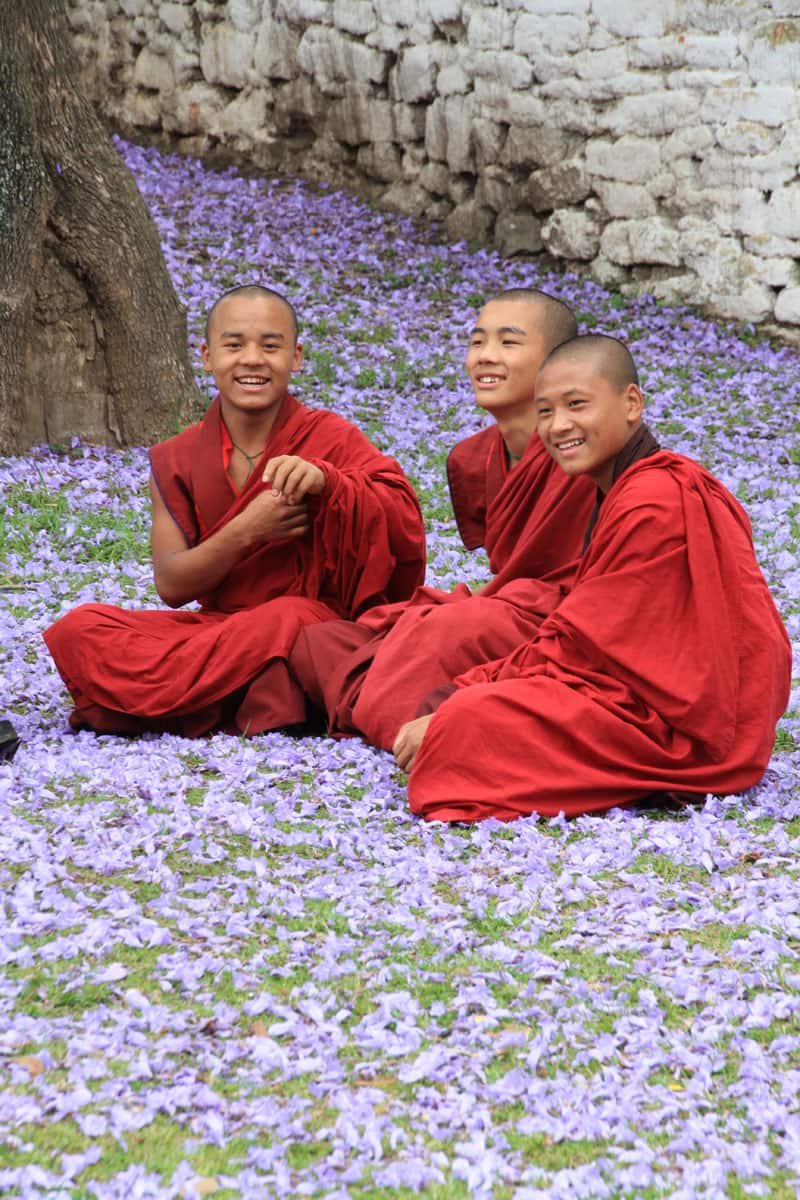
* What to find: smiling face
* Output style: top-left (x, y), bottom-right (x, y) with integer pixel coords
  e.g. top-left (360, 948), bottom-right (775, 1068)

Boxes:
top-left (535, 356), bottom-right (643, 493)
top-left (200, 293), bottom-right (302, 420)
top-left (465, 299), bottom-right (551, 419)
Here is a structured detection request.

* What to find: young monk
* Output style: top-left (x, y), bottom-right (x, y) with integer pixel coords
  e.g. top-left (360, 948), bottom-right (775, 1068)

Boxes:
top-left (289, 289), bottom-right (597, 748)
top-left (43, 285), bottom-right (426, 737)
top-left (396, 334), bottom-right (791, 822)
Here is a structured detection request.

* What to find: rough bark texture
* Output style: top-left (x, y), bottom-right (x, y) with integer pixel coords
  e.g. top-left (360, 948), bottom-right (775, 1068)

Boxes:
top-left (0, 0), bottom-right (200, 453)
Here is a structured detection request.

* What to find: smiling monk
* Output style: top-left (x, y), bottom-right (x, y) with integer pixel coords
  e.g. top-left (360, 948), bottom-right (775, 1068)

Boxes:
top-left (43, 285), bottom-right (426, 737)
top-left (397, 334), bottom-right (791, 821)
top-left (289, 288), bottom-right (596, 748)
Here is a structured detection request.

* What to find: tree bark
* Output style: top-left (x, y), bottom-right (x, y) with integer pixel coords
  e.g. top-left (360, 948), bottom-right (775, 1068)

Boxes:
top-left (0, 0), bottom-right (201, 453)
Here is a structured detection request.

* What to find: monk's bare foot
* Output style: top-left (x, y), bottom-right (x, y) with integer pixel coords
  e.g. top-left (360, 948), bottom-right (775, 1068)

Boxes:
top-left (393, 714), bottom-right (434, 773)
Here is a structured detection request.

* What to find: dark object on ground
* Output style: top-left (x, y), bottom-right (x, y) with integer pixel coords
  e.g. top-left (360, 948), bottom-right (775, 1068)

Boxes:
top-left (0, 719), bottom-right (20, 762)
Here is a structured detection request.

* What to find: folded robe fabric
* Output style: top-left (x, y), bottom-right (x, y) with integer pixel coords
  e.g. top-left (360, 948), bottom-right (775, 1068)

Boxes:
top-left (407, 450), bottom-right (792, 822)
top-left (290, 424), bottom-right (596, 747)
top-left (43, 394), bottom-right (426, 736)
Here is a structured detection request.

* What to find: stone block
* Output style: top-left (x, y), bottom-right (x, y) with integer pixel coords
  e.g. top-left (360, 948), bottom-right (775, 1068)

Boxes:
top-left (594, 181), bottom-right (656, 219)
top-left (540, 15), bottom-right (590, 55)
top-left (600, 218), bottom-right (682, 266)
top-left (429, 0), bottom-right (463, 22)
top-left (159, 3), bottom-right (191, 36)
top-left (601, 91), bottom-right (701, 138)
top-left (626, 34), bottom-right (686, 67)
top-left (393, 101), bottom-right (426, 142)
top-left (334, 0), bottom-right (377, 36)
top-left (200, 24), bottom-right (255, 89)
top-left (715, 122), bottom-right (779, 157)
top-left (715, 281), bottom-right (776, 323)
top-left (585, 136), bottom-right (662, 184)
top-left (448, 176), bottom-right (473, 204)
top-left (686, 0), bottom-right (762, 34)
top-left (276, 0), bottom-right (332, 21)
top-left (573, 44), bottom-right (628, 80)
top-left (466, 49), bottom-right (534, 88)
top-left (133, 46), bottom-right (175, 91)
top-left (468, 7), bottom-right (513, 50)
top-left (744, 21), bottom-right (800, 86)
top-left (212, 87), bottom-right (268, 141)
top-left (663, 124), bottom-right (714, 161)
top-left (541, 209), bottom-right (601, 260)
top-left (366, 23), bottom-right (407, 52)
top-left (393, 44), bottom-right (438, 102)
top-left (528, 159), bottom-right (590, 212)
top-left (127, 89), bottom-right (162, 129)
top-left (474, 79), bottom-right (547, 126)
top-left (374, 0), bottom-right (415, 24)
top-left (510, 0), bottom-right (589, 12)
top-left (495, 210), bottom-right (544, 255)
top-left (297, 26), bottom-right (389, 91)
top-left (766, 185), bottom-right (800, 239)
top-left (171, 42), bottom-right (202, 86)
top-left (357, 142), bottom-right (403, 183)
top-left (747, 255), bottom-right (799, 288)
top-left (331, 94), bottom-right (395, 144)
top-left (228, 0), bottom-right (262, 33)
top-left (253, 14), bottom-right (299, 82)
top-left (170, 82), bottom-right (225, 135)
top-left (438, 62), bottom-right (471, 95)
top-left (381, 179), bottom-right (430, 218)
top-left (593, 0), bottom-right (680, 38)
top-left (443, 201), bottom-right (495, 243)
top-left (745, 233), bottom-right (800, 258)
top-left (736, 86), bottom-right (800, 128)
top-left (473, 117), bottom-right (506, 168)
top-left (476, 171), bottom-right (510, 211)
top-left (774, 286), bottom-right (800, 323)
top-left (684, 32), bottom-right (742, 68)
top-left (419, 161), bottom-right (451, 195)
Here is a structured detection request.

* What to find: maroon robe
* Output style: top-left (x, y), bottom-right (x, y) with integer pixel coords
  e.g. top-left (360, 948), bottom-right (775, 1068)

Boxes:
top-left (43, 394), bottom-right (425, 736)
top-left (408, 451), bottom-right (791, 822)
top-left (290, 425), bottom-right (596, 747)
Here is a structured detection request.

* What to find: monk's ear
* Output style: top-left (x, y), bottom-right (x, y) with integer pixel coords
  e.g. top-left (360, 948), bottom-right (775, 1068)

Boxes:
top-left (200, 341), bottom-right (213, 372)
top-left (624, 383), bottom-right (644, 424)
top-left (292, 341), bottom-right (304, 372)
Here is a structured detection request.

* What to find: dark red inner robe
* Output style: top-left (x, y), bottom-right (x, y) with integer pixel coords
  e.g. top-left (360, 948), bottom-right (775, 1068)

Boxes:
top-left (290, 425), bottom-right (596, 748)
top-left (43, 394), bottom-right (425, 736)
top-left (407, 450), bottom-right (792, 822)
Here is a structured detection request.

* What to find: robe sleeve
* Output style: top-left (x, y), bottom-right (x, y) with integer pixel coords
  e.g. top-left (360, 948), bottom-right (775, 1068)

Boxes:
top-left (304, 455), bottom-right (426, 617)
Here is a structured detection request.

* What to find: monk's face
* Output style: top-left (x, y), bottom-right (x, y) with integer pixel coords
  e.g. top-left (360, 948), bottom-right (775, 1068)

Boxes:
top-left (535, 356), bottom-right (643, 493)
top-left (465, 300), bottom-right (549, 417)
top-left (201, 294), bottom-right (302, 418)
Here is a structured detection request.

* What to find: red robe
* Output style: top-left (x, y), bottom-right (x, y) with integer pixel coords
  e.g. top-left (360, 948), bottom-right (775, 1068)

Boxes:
top-left (290, 426), bottom-right (595, 747)
top-left (43, 394), bottom-right (425, 736)
top-left (408, 451), bottom-right (791, 822)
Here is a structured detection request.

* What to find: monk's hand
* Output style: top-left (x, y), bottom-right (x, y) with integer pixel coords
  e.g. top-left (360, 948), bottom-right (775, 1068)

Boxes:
top-left (392, 715), bottom-right (434, 774)
top-left (263, 455), bottom-right (326, 504)
top-left (242, 489), bottom-right (310, 542)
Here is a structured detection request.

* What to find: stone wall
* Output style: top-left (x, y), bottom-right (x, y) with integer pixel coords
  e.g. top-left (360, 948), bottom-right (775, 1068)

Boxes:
top-left (68, 0), bottom-right (800, 329)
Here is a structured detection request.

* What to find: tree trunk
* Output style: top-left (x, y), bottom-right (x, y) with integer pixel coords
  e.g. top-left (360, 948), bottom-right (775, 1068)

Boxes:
top-left (0, 0), bottom-right (201, 453)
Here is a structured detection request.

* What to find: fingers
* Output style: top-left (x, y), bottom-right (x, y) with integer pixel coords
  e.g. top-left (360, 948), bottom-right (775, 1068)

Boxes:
top-left (263, 456), bottom-right (325, 503)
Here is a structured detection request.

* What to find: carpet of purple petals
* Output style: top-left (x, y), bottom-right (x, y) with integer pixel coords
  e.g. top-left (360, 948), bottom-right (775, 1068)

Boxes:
top-left (1, 140), bottom-right (799, 1200)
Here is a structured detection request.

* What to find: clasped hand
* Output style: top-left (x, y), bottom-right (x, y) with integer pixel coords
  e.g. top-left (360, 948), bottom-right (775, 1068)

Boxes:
top-left (263, 455), bottom-right (326, 504)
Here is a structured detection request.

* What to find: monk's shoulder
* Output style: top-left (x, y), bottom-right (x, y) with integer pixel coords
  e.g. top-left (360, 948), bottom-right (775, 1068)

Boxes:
top-left (447, 425), bottom-right (499, 471)
top-left (612, 450), bottom-right (693, 509)
top-left (150, 419), bottom-right (203, 471)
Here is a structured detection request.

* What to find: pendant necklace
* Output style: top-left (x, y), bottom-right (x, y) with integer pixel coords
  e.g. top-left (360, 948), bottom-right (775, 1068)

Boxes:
top-left (230, 441), bottom-right (266, 478)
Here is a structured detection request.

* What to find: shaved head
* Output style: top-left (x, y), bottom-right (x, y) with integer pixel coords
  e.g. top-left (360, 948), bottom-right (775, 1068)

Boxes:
top-left (485, 288), bottom-right (577, 357)
top-left (538, 333), bottom-right (640, 391)
top-left (205, 284), bottom-right (299, 342)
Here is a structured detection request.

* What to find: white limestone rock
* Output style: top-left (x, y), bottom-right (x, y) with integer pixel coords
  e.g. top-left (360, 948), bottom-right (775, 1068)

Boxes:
top-left (212, 88), bottom-right (269, 141)
top-left (228, 0), bottom-right (262, 33)
top-left (743, 20), bottom-right (800, 86)
top-left (331, 94), bottom-right (395, 144)
top-left (766, 185), bottom-right (800, 239)
top-left (442, 201), bottom-right (495, 243)
top-left (429, 0), bottom-right (464, 23)
top-left (600, 217), bottom-right (681, 266)
top-left (468, 7), bottom-right (514, 50)
top-left (333, 0), bottom-right (377, 37)
top-left (419, 161), bottom-right (451, 195)
top-left (438, 62), bottom-right (472, 95)
top-left (200, 24), bottom-right (255, 89)
top-left (594, 181), bottom-right (656, 219)
top-left (747, 255), bottom-right (799, 288)
top-left (276, 0), bottom-right (332, 21)
top-left (541, 209), bottom-right (601, 260)
top-left (573, 45), bottom-right (628, 80)
top-left (357, 142), bottom-right (403, 182)
top-left (465, 50), bottom-right (534, 88)
top-left (714, 281), bottom-right (776, 323)
top-left (473, 117), bottom-right (507, 168)
top-left (297, 26), bottom-right (389, 92)
top-left (159, 3), bottom-right (191, 36)
top-left (495, 210), bottom-right (544, 255)
top-left (601, 90), bottom-right (701, 138)
top-left (501, 124), bottom-right (577, 168)
top-left (392, 44), bottom-right (438, 102)
top-left (133, 46), bottom-right (175, 92)
top-left (505, 0), bottom-right (589, 11)
top-left (169, 82), bottom-right (226, 134)
top-left (585, 136), bottom-right (662, 184)
top-left (254, 14), bottom-right (299, 82)
top-left (774, 286), bottom-right (800, 323)
top-left (476, 170), bottom-right (511, 211)
top-left (528, 159), bottom-right (590, 212)
top-left (593, 0), bottom-right (680, 38)
top-left (745, 233), bottom-right (800, 257)
top-left (380, 179), bottom-right (430, 218)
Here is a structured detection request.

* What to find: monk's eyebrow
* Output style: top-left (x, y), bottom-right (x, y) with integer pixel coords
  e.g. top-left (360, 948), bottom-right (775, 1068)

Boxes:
top-left (498, 325), bottom-right (527, 336)
top-left (219, 329), bottom-right (286, 340)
